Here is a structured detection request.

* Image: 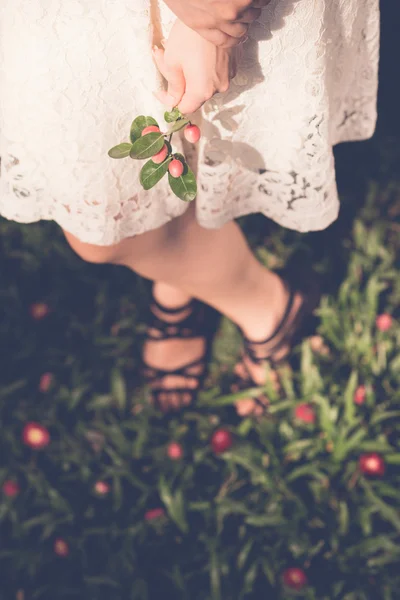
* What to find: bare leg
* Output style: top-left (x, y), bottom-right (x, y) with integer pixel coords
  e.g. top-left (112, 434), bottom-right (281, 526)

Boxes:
top-left (63, 202), bottom-right (301, 409)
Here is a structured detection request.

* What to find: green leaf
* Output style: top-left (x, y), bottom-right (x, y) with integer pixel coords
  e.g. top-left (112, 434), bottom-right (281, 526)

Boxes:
top-left (209, 543), bottom-right (222, 600)
top-left (130, 115), bottom-right (159, 143)
top-left (168, 166), bottom-right (197, 202)
top-left (313, 394), bottom-right (337, 436)
top-left (283, 439), bottom-right (316, 456)
top-left (139, 156), bottom-right (172, 190)
top-left (236, 418), bottom-right (253, 437)
top-left (385, 454), bottom-right (400, 465)
top-left (237, 539), bottom-right (254, 570)
top-left (164, 108), bottom-right (183, 122)
top-left (108, 143), bottom-right (133, 159)
top-left (243, 562), bottom-right (259, 596)
top-left (87, 394), bottom-right (113, 409)
top-left (216, 499), bottom-right (249, 519)
top-left (245, 514), bottom-right (285, 527)
top-left (343, 370), bottom-right (358, 425)
top-left (360, 480), bottom-right (400, 532)
top-left (370, 411), bottom-right (400, 426)
top-left (286, 464), bottom-right (327, 483)
top-left (223, 450), bottom-right (271, 488)
top-left (130, 132), bottom-right (165, 160)
top-left (300, 341), bottom-right (323, 395)
top-left (22, 513), bottom-right (52, 531)
top-left (159, 476), bottom-right (188, 533)
top-left (338, 500), bottom-right (349, 535)
top-left (199, 386), bottom-right (265, 407)
top-left (261, 558), bottom-right (276, 585)
top-left (166, 118), bottom-right (190, 134)
top-left (333, 426), bottom-right (367, 462)
top-left (111, 368), bottom-right (126, 410)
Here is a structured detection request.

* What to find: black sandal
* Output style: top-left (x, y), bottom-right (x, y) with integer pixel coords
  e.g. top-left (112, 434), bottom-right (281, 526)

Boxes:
top-left (141, 291), bottom-right (220, 411)
top-left (230, 272), bottom-right (320, 414)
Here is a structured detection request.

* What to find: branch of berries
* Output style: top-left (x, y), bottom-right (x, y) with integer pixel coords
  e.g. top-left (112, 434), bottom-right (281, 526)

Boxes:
top-left (108, 108), bottom-right (201, 202)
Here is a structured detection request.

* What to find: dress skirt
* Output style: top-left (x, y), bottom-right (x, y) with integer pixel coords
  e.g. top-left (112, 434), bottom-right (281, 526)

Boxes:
top-left (0, 0), bottom-right (380, 244)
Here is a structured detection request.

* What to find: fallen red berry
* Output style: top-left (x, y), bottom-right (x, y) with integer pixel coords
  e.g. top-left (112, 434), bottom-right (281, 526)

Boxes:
top-left (39, 372), bottom-right (53, 392)
top-left (184, 124), bottom-right (201, 143)
top-left (169, 159), bottom-right (184, 178)
top-left (167, 442), bottom-right (184, 460)
top-left (22, 422), bottom-right (50, 449)
top-left (282, 567), bottom-right (308, 591)
top-left (359, 452), bottom-right (385, 476)
top-left (152, 144), bottom-right (168, 164)
top-left (94, 481), bottom-right (110, 495)
top-left (54, 538), bottom-right (69, 557)
top-left (211, 429), bottom-right (233, 454)
top-left (141, 125), bottom-right (160, 136)
top-left (144, 508), bottom-right (165, 520)
top-left (376, 313), bottom-right (393, 332)
top-left (2, 480), bottom-right (20, 498)
top-left (294, 403), bottom-right (316, 424)
top-left (29, 303), bottom-right (50, 320)
top-left (354, 385), bottom-right (366, 405)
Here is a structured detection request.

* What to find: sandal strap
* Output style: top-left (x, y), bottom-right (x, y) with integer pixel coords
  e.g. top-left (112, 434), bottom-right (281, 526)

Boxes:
top-left (143, 355), bottom-right (207, 411)
top-left (142, 293), bottom-right (221, 409)
top-left (240, 275), bottom-right (320, 366)
top-left (142, 355), bottom-right (205, 381)
top-left (151, 295), bottom-right (194, 315)
top-left (240, 280), bottom-right (297, 365)
top-left (151, 386), bottom-right (198, 409)
top-left (147, 296), bottom-right (208, 341)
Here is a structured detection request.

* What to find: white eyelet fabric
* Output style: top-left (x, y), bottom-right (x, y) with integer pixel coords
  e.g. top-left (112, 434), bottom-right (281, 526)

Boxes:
top-left (0, 0), bottom-right (380, 244)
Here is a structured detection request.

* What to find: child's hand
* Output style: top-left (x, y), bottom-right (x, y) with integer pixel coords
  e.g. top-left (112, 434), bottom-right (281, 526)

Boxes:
top-left (163, 0), bottom-right (271, 48)
top-left (153, 19), bottom-right (242, 115)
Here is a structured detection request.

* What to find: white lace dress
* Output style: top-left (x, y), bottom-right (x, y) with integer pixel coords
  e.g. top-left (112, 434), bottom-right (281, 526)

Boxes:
top-left (0, 0), bottom-right (380, 245)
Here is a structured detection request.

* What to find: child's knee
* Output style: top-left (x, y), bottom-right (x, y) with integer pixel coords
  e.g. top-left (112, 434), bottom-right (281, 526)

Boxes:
top-left (62, 228), bottom-right (122, 264)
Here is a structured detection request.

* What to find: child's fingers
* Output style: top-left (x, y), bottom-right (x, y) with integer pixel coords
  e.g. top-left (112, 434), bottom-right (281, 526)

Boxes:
top-left (152, 47), bottom-right (185, 109)
top-left (177, 91), bottom-right (206, 116)
top-left (177, 74), bottom-right (211, 115)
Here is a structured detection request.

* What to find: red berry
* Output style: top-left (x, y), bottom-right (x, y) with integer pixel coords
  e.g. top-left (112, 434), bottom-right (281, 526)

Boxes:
top-left (144, 508), bottom-right (165, 520)
top-left (282, 567), bottom-right (308, 591)
top-left (359, 453), bottom-right (385, 477)
top-left (2, 480), bottom-right (20, 498)
top-left (376, 313), bottom-right (393, 332)
top-left (167, 442), bottom-right (183, 460)
top-left (354, 385), bottom-right (366, 405)
top-left (39, 372), bottom-right (53, 392)
top-left (184, 124), bottom-right (201, 143)
top-left (294, 403), bottom-right (316, 424)
top-left (94, 481), bottom-right (110, 495)
top-left (54, 538), bottom-right (69, 557)
top-left (22, 422), bottom-right (50, 449)
top-left (152, 144), bottom-right (168, 164)
top-left (141, 125), bottom-right (160, 136)
top-left (29, 302), bottom-right (50, 320)
top-left (168, 159), bottom-right (184, 178)
top-left (211, 429), bottom-right (233, 454)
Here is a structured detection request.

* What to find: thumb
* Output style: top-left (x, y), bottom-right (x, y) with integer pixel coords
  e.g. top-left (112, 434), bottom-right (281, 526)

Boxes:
top-left (152, 46), bottom-right (186, 109)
